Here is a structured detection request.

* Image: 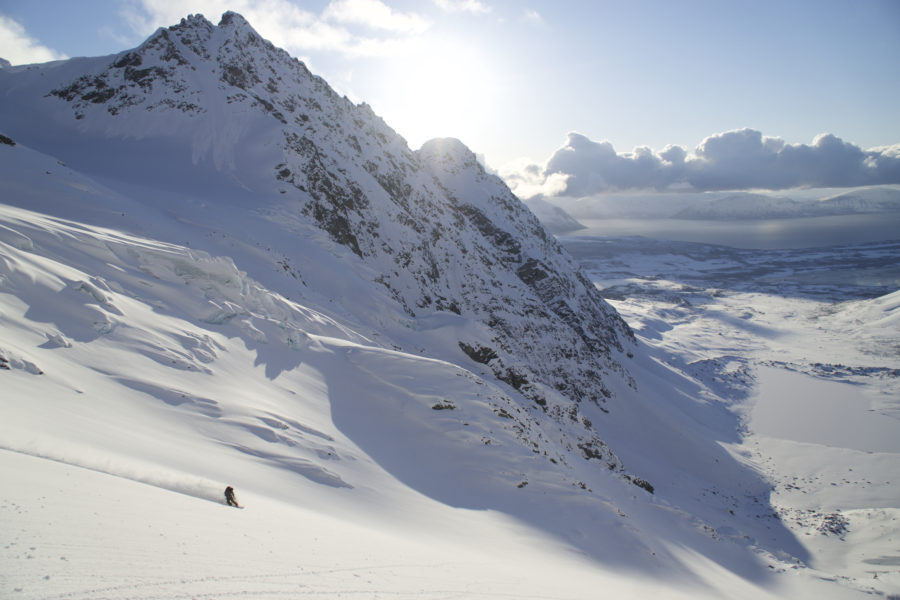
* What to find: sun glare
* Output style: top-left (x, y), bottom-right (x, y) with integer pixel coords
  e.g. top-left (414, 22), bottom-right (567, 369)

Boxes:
top-left (380, 37), bottom-right (500, 151)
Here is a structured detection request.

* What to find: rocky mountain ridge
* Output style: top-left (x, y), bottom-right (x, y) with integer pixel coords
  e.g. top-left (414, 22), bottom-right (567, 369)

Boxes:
top-left (0, 13), bottom-right (639, 481)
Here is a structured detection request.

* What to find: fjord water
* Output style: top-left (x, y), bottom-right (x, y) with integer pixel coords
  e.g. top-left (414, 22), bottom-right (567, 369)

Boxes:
top-left (576, 213), bottom-right (900, 249)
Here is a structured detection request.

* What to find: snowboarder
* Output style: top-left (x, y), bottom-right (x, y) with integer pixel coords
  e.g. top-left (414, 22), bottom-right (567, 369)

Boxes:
top-left (224, 486), bottom-right (239, 507)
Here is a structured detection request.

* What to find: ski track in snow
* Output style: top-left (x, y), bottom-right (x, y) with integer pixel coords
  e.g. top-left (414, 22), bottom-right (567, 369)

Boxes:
top-left (1, 449), bottom-right (689, 600)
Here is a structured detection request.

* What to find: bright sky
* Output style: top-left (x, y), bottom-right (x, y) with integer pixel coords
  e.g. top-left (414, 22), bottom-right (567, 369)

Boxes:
top-left (2, 0), bottom-right (899, 191)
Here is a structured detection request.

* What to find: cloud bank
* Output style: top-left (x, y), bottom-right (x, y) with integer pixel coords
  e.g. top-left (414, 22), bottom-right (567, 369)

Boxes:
top-left (502, 129), bottom-right (900, 198)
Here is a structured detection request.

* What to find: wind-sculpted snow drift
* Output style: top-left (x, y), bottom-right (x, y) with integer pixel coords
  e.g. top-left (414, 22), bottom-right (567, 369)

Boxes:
top-left (0, 12), bottom-right (837, 596)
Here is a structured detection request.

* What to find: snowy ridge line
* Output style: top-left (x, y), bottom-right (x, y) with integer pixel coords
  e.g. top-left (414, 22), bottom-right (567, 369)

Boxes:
top-left (0, 442), bottom-right (226, 505)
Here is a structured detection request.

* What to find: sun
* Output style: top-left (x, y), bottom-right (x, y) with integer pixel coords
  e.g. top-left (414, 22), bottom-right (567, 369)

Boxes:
top-left (378, 35), bottom-right (501, 152)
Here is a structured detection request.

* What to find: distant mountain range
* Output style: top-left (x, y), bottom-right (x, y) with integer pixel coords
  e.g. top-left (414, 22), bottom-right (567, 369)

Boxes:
top-left (522, 195), bottom-right (586, 233)
top-left (533, 186), bottom-right (900, 229)
top-left (673, 188), bottom-right (900, 220)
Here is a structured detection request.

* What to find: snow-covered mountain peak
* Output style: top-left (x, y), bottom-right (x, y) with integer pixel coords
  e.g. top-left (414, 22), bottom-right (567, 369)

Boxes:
top-left (1, 10), bottom-right (639, 416)
top-left (45, 10), bottom-right (309, 125)
top-left (1, 9), bottom-right (645, 548)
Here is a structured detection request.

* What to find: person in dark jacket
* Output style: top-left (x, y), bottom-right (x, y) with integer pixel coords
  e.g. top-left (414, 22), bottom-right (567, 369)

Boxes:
top-left (224, 486), bottom-right (239, 507)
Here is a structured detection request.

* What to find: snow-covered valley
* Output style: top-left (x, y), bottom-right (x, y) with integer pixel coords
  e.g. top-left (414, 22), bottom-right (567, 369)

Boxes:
top-left (1, 11), bottom-right (898, 599)
top-left (566, 234), bottom-right (900, 596)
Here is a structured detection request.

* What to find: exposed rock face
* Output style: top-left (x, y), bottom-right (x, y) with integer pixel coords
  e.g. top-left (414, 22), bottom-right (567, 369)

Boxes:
top-left (7, 11), bottom-right (638, 476)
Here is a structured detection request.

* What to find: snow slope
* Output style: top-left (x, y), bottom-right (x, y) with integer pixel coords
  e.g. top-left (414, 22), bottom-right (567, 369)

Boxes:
top-left (0, 165), bottom-right (780, 599)
top-left (1, 11), bottom-right (898, 599)
top-left (0, 126), bottom-right (891, 600)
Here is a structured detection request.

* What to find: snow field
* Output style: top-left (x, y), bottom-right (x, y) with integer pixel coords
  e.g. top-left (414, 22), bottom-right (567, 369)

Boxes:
top-left (2, 449), bottom-right (620, 600)
top-left (3, 196), bottom-right (893, 598)
top-left (584, 239), bottom-right (900, 597)
top-left (0, 190), bottom-right (847, 598)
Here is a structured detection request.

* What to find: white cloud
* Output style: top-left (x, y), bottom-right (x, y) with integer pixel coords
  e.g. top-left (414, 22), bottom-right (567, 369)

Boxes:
top-left (498, 157), bottom-right (570, 199)
top-left (503, 129), bottom-right (900, 196)
top-left (522, 9), bottom-right (544, 24)
top-left (689, 129), bottom-right (885, 190)
top-left (127, 0), bottom-right (430, 57)
top-left (0, 14), bottom-right (67, 65)
top-left (434, 0), bottom-right (492, 15)
top-left (324, 0), bottom-right (430, 34)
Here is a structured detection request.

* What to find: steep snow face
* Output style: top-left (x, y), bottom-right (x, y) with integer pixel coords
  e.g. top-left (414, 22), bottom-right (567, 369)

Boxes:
top-left (0, 14), bottom-right (634, 474)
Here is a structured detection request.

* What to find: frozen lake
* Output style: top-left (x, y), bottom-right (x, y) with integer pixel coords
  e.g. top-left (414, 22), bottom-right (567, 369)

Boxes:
top-left (750, 367), bottom-right (900, 454)
top-left (575, 213), bottom-right (900, 249)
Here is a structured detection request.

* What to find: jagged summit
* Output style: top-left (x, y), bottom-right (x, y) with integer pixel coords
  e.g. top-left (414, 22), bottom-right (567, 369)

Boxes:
top-left (219, 10), bottom-right (250, 27)
top-left (48, 10), bottom-right (312, 118)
